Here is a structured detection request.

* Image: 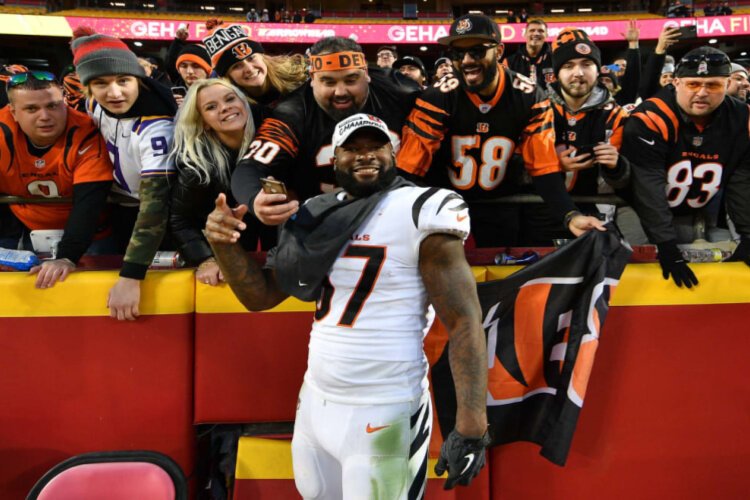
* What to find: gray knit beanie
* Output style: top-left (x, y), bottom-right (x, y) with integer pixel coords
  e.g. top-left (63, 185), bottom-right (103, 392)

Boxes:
top-left (71, 33), bottom-right (145, 85)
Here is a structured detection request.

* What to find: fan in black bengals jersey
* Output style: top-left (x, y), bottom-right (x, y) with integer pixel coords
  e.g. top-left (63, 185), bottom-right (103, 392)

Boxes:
top-left (231, 36), bottom-right (419, 229)
top-left (621, 46), bottom-right (750, 288)
top-left (398, 14), bottom-right (605, 247)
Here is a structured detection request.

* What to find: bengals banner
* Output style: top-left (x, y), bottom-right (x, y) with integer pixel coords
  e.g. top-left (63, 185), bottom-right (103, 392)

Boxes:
top-left (432, 228), bottom-right (631, 466)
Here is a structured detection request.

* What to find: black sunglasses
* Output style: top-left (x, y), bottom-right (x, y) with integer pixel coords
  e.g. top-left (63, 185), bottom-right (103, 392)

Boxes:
top-left (5, 71), bottom-right (56, 90)
top-left (447, 44), bottom-right (497, 62)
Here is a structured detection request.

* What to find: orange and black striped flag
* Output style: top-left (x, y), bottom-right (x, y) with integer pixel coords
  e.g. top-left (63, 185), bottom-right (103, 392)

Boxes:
top-left (431, 226), bottom-right (631, 465)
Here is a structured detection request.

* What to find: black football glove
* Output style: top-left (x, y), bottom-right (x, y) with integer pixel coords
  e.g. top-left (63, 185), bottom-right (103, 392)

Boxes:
top-left (726, 237), bottom-right (750, 267)
top-left (657, 240), bottom-right (699, 288)
top-left (434, 429), bottom-right (491, 490)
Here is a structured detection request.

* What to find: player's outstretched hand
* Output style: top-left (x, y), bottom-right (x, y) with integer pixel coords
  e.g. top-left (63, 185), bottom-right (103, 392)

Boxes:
top-left (205, 193), bottom-right (247, 245)
top-left (726, 237), bottom-right (750, 267)
top-left (657, 241), bottom-right (699, 288)
top-left (434, 429), bottom-right (491, 490)
top-left (568, 214), bottom-right (607, 237)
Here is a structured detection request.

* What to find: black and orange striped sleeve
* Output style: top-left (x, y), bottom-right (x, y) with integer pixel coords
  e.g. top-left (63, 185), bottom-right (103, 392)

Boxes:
top-left (397, 88), bottom-right (450, 177)
top-left (606, 105), bottom-right (629, 151)
top-left (520, 97), bottom-right (560, 176)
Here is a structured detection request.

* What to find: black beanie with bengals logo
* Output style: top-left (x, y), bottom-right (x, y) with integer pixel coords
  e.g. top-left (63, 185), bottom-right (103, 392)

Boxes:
top-left (202, 23), bottom-right (264, 77)
top-left (551, 27), bottom-right (601, 75)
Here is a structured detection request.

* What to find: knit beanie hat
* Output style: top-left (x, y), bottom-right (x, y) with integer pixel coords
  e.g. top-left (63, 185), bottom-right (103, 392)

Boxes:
top-left (176, 44), bottom-right (212, 75)
top-left (202, 24), bottom-right (264, 77)
top-left (71, 33), bottom-right (145, 85)
top-left (599, 64), bottom-right (619, 88)
top-left (551, 27), bottom-right (601, 75)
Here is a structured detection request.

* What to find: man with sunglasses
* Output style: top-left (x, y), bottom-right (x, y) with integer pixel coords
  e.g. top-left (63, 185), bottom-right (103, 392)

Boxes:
top-left (398, 14), bottom-right (605, 247)
top-left (622, 46), bottom-right (750, 288)
top-left (0, 71), bottom-right (113, 288)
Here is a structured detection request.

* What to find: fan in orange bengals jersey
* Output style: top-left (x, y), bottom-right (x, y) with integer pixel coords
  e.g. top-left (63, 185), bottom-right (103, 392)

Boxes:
top-left (0, 71), bottom-right (113, 288)
top-left (398, 14), bottom-right (605, 247)
top-left (231, 36), bottom-right (420, 227)
top-left (621, 47), bottom-right (750, 288)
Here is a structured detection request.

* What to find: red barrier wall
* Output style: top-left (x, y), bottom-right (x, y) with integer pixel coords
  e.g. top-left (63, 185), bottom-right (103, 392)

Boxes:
top-left (0, 271), bottom-right (196, 499)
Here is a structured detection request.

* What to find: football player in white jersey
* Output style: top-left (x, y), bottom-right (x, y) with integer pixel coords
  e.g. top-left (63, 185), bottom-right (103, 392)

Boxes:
top-left (206, 114), bottom-right (489, 499)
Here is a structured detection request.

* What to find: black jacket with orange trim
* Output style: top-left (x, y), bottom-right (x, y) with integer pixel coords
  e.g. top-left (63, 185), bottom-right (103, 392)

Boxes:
top-left (621, 86), bottom-right (750, 243)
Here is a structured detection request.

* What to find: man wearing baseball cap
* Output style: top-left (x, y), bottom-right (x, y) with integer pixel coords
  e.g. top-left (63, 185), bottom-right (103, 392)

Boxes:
top-left (398, 14), bottom-right (605, 247)
top-left (206, 112), bottom-right (489, 496)
top-left (376, 45), bottom-right (398, 68)
top-left (392, 55), bottom-right (428, 88)
top-left (621, 46), bottom-right (750, 288)
top-left (434, 55), bottom-right (453, 80)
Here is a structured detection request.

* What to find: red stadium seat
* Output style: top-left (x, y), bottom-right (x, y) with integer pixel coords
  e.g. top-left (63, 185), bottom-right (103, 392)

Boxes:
top-left (26, 451), bottom-right (187, 500)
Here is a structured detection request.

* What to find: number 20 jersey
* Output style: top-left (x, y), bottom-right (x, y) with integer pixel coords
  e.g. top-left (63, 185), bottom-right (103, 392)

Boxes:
top-left (398, 66), bottom-right (560, 200)
top-left (305, 186), bottom-right (470, 405)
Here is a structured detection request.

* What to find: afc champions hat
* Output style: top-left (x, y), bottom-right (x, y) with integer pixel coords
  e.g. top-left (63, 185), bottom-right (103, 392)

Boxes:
top-left (332, 113), bottom-right (394, 149)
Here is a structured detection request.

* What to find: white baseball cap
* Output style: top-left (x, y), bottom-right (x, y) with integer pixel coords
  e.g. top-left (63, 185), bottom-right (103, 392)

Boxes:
top-left (332, 113), bottom-right (394, 149)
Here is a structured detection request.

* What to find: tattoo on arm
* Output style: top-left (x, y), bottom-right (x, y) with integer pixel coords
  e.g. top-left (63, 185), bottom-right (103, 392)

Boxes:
top-left (419, 233), bottom-right (488, 437)
top-left (209, 241), bottom-right (288, 311)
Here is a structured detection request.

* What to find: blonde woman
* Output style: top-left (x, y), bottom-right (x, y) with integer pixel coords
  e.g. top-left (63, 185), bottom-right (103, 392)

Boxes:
top-left (169, 79), bottom-right (273, 285)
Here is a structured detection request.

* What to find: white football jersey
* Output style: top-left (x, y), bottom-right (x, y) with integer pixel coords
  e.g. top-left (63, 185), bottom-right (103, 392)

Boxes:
top-left (304, 186), bottom-right (470, 404)
top-left (89, 100), bottom-right (175, 201)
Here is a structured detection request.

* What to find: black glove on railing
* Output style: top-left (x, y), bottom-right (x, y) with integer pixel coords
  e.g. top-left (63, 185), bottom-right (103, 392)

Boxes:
top-left (657, 240), bottom-right (699, 288)
top-left (434, 428), bottom-right (491, 490)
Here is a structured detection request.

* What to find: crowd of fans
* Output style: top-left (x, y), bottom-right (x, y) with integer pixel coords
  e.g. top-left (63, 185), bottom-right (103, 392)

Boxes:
top-left (1, 14), bottom-right (749, 318)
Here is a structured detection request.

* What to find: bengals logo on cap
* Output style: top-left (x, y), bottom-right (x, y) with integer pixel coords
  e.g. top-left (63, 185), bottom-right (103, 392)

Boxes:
top-left (575, 43), bottom-right (592, 55)
top-left (232, 42), bottom-right (253, 60)
top-left (552, 27), bottom-right (589, 51)
top-left (455, 18), bottom-right (473, 34)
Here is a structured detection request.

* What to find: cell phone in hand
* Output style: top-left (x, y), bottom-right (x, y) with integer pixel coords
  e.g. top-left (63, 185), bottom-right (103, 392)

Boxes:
top-left (572, 144), bottom-right (596, 158)
top-left (260, 177), bottom-right (287, 195)
top-left (171, 86), bottom-right (187, 97)
top-left (677, 25), bottom-right (698, 40)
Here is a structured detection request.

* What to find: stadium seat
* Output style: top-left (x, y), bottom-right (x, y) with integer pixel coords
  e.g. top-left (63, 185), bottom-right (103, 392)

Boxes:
top-left (26, 450), bottom-right (187, 500)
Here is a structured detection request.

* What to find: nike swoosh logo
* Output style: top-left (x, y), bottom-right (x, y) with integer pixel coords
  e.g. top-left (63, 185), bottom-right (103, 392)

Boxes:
top-left (456, 213), bottom-right (468, 222)
top-left (460, 453), bottom-right (475, 475)
top-left (366, 423), bottom-right (390, 434)
top-left (639, 137), bottom-right (655, 146)
top-left (77, 144), bottom-right (93, 155)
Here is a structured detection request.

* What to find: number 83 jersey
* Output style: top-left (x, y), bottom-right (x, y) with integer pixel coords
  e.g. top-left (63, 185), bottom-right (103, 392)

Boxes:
top-left (305, 186), bottom-right (469, 404)
top-left (623, 86), bottom-right (750, 218)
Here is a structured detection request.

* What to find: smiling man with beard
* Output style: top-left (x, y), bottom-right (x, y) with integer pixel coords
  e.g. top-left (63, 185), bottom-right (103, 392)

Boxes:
top-left (231, 36), bottom-right (419, 229)
top-left (504, 19), bottom-right (555, 90)
top-left (398, 14), bottom-right (605, 247)
top-left (206, 113), bottom-right (490, 498)
top-left (622, 46), bottom-right (750, 287)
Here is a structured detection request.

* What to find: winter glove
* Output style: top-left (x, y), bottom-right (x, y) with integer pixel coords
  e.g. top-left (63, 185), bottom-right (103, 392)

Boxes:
top-left (434, 428), bottom-right (491, 490)
top-left (726, 237), bottom-right (750, 267)
top-left (657, 240), bottom-right (698, 288)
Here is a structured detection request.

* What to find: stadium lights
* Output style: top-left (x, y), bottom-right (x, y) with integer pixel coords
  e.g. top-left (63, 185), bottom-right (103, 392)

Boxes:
top-left (228, 7), bottom-right (243, 11)
top-left (578, 8), bottom-right (592, 12)
top-left (142, 2), bottom-right (155, 7)
top-left (551, 9), bottom-right (565, 13)
top-left (200, 5), bottom-right (216, 11)
top-left (709, 38), bottom-right (718, 44)
top-left (133, 41), bottom-right (143, 47)
top-left (109, 2), bottom-right (126, 6)
top-left (468, 10), bottom-right (483, 14)
top-left (495, 10), bottom-right (509, 14)
top-left (419, 45), bottom-right (427, 51)
top-left (742, 51), bottom-right (748, 56)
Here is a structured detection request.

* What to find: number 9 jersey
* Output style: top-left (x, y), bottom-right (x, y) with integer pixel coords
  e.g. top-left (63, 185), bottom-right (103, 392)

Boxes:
top-left (305, 186), bottom-right (470, 405)
top-left (621, 86), bottom-right (750, 244)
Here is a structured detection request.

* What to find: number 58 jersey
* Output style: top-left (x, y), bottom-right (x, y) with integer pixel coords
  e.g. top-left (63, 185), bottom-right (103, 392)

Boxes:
top-left (305, 186), bottom-right (469, 405)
